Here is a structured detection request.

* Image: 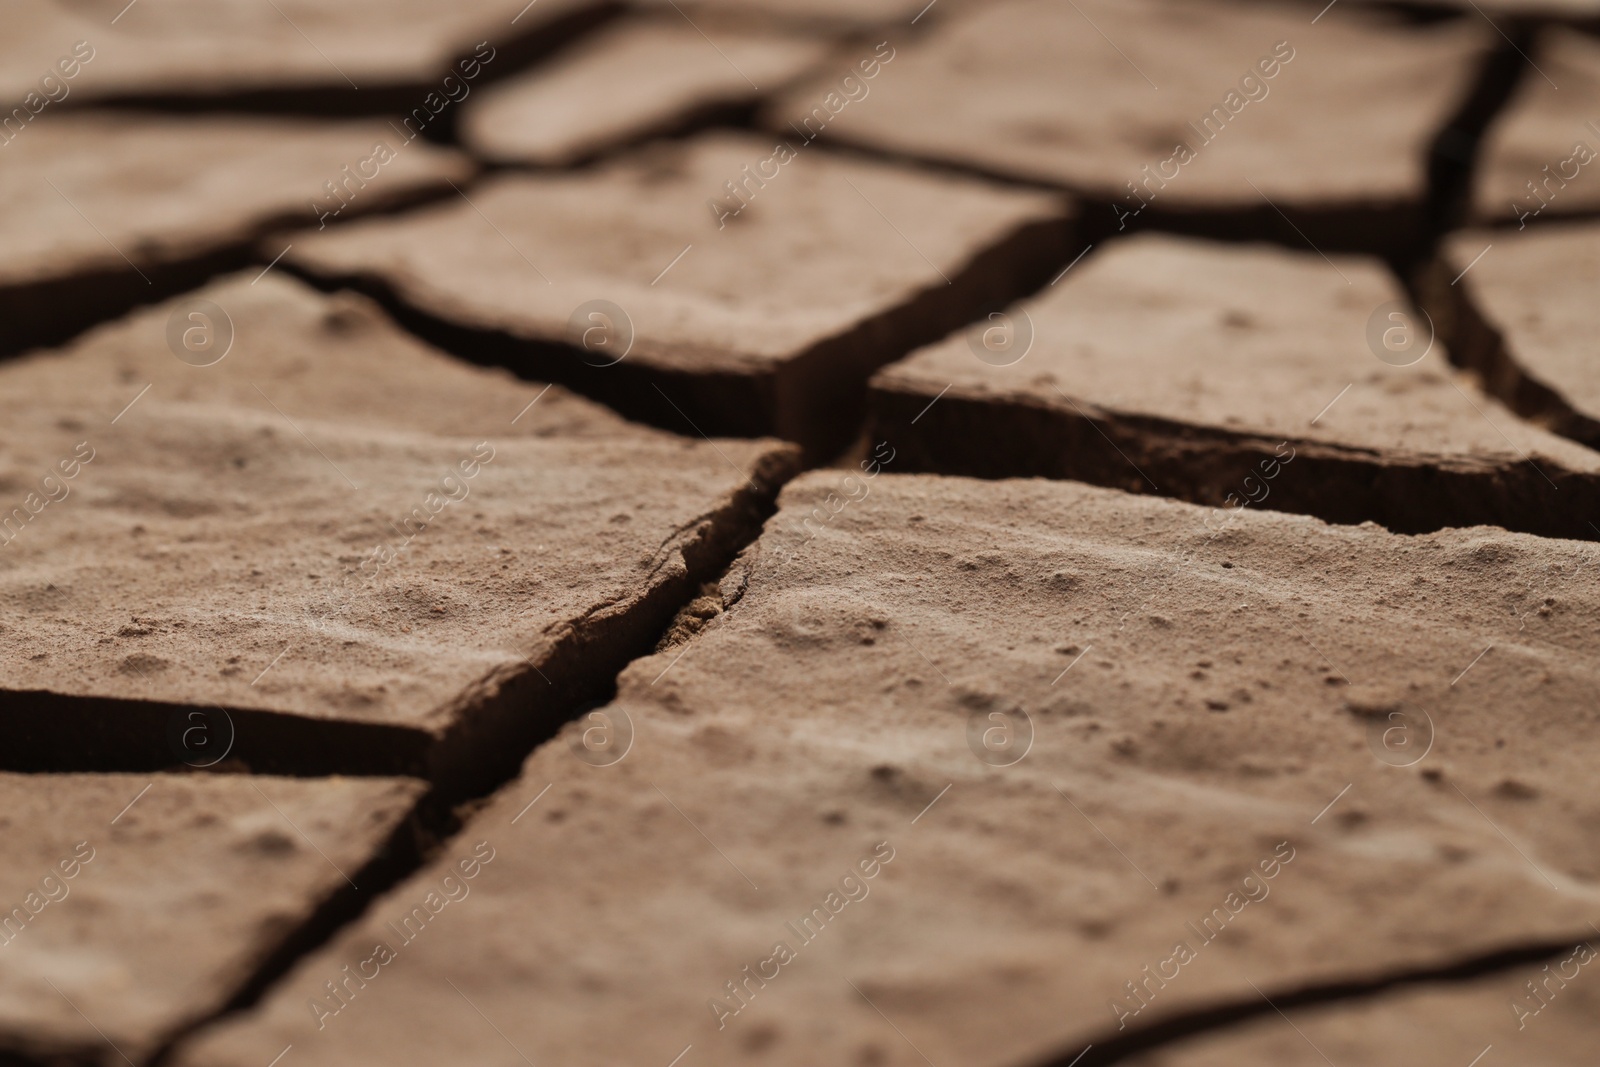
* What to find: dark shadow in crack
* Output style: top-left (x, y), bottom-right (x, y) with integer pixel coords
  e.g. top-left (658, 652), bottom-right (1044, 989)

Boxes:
top-left (279, 207), bottom-right (1076, 464)
top-left (0, 181), bottom-right (466, 362)
top-left (52, 1), bottom-right (625, 127)
top-left (1019, 936), bottom-right (1586, 1067)
top-left (870, 384), bottom-right (1600, 543)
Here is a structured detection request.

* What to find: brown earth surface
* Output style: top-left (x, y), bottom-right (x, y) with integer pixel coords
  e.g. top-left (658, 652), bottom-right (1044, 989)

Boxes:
top-left (764, 0), bottom-right (1490, 251)
top-left (0, 772), bottom-right (425, 1065)
top-left (0, 0), bottom-right (604, 104)
top-left (1473, 28), bottom-right (1600, 224)
top-left (1121, 951), bottom-right (1600, 1066)
top-left (0, 273), bottom-right (795, 791)
top-left (0, 112), bottom-right (472, 355)
top-left (1, 3), bottom-right (1597, 1066)
top-left (1431, 222), bottom-right (1600, 451)
top-left (172, 472), bottom-right (1600, 1067)
top-left (870, 234), bottom-right (1600, 540)
top-left (283, 131), bottom-right (1074, 456)
top-left (461, 16), bottom-right (834, 165)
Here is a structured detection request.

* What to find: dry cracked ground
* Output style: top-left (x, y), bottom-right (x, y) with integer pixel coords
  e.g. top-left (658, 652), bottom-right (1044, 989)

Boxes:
top-left (2, 1), bottom-right (1600, 1065)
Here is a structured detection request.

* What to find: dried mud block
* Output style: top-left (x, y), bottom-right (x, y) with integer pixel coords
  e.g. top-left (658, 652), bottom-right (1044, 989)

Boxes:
top-left (0, 273), bottom-right (797, 790)
top-left (285, 132), bottom-right (1074, 458)
top-left (1430, 224), bottom-right (1600, 452)
top-left (1474, 29), bottom-right (1600, 225)
top-left (0, 113), bottom-right (472, 357)
top-left (173, 472), bottom-right (1600, 1067)
top-left (462, 17), bottom-right (832, 166)
top-left (0, 772), bottom-right (424, 1065)
top-left (871, 234), bottom-right (1600, 541)
top-left (0, 0), bottom-right (609, 107)
top-left (1121, 952), bottom-right (1600, 1067)
top-left (766, 0), bottom-right (1489, 252)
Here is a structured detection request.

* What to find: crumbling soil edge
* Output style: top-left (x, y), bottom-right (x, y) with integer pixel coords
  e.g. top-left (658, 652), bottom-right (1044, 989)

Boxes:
top-left (421, 444), bottom-right (802, 802)
top-left (0, 783), bottom-right (432, 1067)
top-left (869, 382), bottom-right (1600, 542)
top-left (1403, 17), bottom-right (1597, 454)
top-left (775, 7), bottom-right (1534, 271)
top-left (281, 208), bottom-right (1075, 463)
top-left (1018, 934), bottom-right (1587, 1067)
top-left (0, 449), bottom-right (799, 794)
top-left (123, 445), bottom-right (801, 1067)
top-left (0, 692), bottom-right (435, 778)
top-left (137, 800), bottom-right (437, 1067)
top-left (0, 180), bottom-right (470, 362)
top-left (52, 1), bottom-right (625, 123)
top-left (1413, 256), bottom-right (1600, 451)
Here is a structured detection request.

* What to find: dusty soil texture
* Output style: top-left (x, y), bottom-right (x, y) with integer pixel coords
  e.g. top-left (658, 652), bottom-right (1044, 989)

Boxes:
top-left (283, 131), bottom-right (1074, 458)
top-left (1427, 222), bottom-right (1600, 451)
top-left (764, 0), bottom-right (1490, 254)
top-left (172, 471), bottom-right (1600, 1067)
top-left (1473, 29), bottom-right (1600, 224)
top-left (0, 113), bottom-right (472, 356)
top-left (1, 0), bottom-right (607, 108)
top-left (461, 16), bottom-right (833, 166)
top-left (0, 273), bottom-right (797, 792)
top-left (1121, 950), bottom-right (1599, 1066)
top-left (870, 234), bottom-right (1600, 540)
top-left (4, 2), bottom-right (1600, 1065)
top-left (0, 772), bottom-right (424, 1065)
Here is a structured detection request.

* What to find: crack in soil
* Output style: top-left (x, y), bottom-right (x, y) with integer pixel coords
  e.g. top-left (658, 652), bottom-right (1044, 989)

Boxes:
top-left (121, 448), bottom-right (801, 1067)
top-left (870, 382), bottom-right (1600, 542)
top-left (1018, 934), bottom-right (1590, 1067)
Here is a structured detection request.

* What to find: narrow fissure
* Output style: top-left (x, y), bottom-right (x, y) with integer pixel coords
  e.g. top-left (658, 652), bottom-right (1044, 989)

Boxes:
top-left (0, 181), bottom-right (465, 362)
top-left (870, 385), bottom-right (1600, 543)
top-left (1021, 934), bottom-right (1587, 1067)
top-left (52, 1), bottom-right (625, 121)
top-left (280, 207), bottom-right (1077, 464)
top-left (1415, 18), bottom-right (1537, 266)
top-left (125, 450), bottom-right (801, 1067)
top-left (2, 8), bottom-right (1590, 1065)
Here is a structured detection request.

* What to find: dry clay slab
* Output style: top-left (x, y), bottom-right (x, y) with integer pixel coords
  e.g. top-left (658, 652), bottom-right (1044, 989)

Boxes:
top-left (0, 272), bottom-right (796, 792)
top-left (0, 112), bottom-right (471, 356)
top-left (174, 472), bottom-right (1600, 1067)
top-left (284, 131), bottom-right (1074, 458)
top-left (0, 0), bottom-right (606, 106)
top-left (0, 772), bottom-right (424, 1065)
top-left (1474, 29), bottom-right (1600, 225)
top-left (1431, 222), bottom-right (1600, 452)
top-left (767, 0), bottom-right (1488, 251)
top-left (871, 234), bottom-right (1600, 541)
top-left (1122, 948), bottom-right (1600, 1067)
top-left (462, 16), bottom-right (833, 165)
